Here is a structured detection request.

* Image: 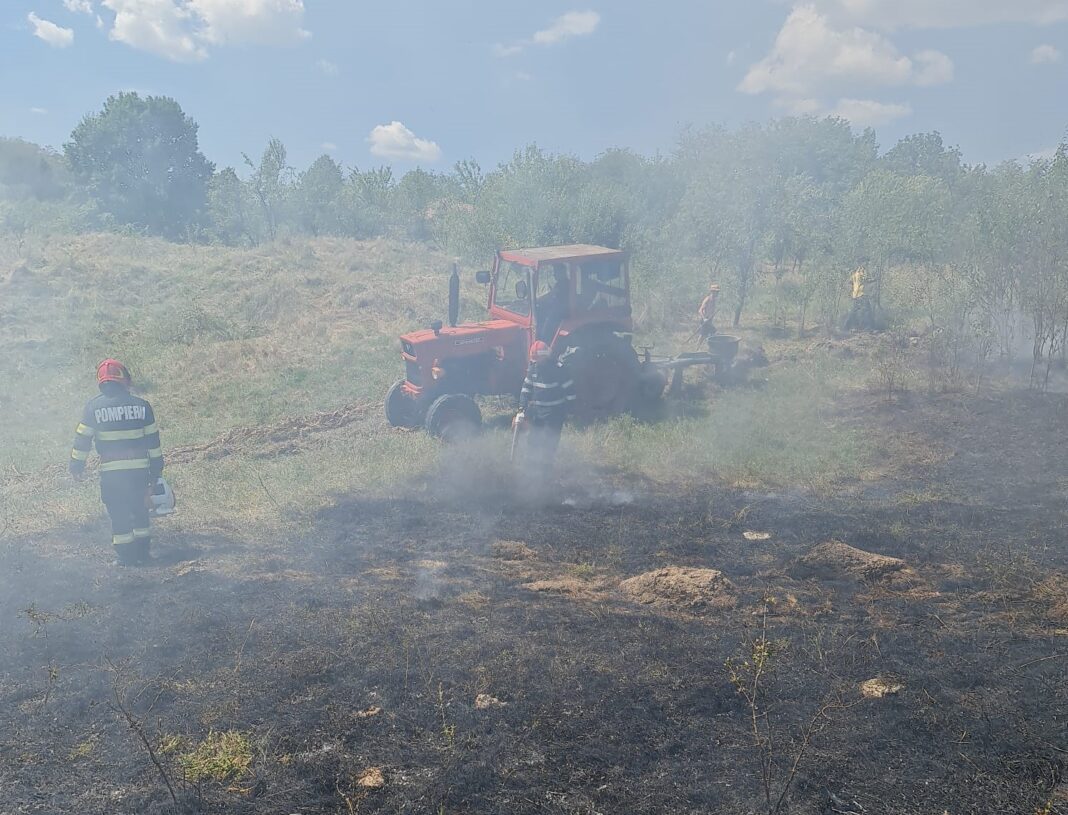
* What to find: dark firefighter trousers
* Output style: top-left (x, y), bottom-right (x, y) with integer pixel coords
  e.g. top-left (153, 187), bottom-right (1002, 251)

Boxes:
top-left (526, 416), bottom-right (564, 480)
top-left (101, 470), bottom-right (151, 561)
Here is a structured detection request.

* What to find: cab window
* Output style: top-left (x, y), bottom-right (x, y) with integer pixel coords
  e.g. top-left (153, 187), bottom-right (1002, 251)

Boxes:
top-left (496, 262), bottom-right (531, 316)
top-left (576, 259), bottom-right (627, 310)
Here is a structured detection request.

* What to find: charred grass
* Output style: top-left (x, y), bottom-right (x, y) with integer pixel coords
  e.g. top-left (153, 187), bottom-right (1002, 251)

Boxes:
top-left (2, 236), bottom-right (1067, 813)
top-left (3, 392), bottom-right (1067, 813)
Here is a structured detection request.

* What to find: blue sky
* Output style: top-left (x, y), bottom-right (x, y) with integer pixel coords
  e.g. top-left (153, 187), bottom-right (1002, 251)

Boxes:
top-left (3, 1), bottom-right (1068, 173)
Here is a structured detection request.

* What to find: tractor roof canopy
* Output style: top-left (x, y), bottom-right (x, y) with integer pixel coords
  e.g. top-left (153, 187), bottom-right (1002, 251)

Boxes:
top-left (498, 244), bottom-right (625, 269)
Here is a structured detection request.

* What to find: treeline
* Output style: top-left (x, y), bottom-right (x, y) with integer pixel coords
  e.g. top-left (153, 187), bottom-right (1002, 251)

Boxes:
top-left (4, 92), bottom-right (1068, 385)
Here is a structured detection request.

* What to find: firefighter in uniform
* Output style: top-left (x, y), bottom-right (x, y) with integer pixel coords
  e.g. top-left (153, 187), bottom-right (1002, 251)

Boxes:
top-left (517, 341), bottom-right (576, 480)
top-left (70, 359), bottom-right (164, 566)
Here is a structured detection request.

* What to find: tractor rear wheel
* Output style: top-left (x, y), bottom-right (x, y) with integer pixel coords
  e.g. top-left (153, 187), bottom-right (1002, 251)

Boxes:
top-left (385, 379), bottom-right (423, 429)
top-left (565, 334), bottom-right (641, 422)
top-left (425, 393), bottom-right (482, 441)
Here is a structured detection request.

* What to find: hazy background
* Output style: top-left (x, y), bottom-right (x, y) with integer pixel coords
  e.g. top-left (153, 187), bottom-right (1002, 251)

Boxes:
top-left (3, 1), bottom-right (1068, 171)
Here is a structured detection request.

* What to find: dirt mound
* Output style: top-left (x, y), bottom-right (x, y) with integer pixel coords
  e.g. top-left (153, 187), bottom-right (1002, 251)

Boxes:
top-left (860, 677), bottom-right (904, 699)
top-left (796, 541), bottom-right (906, 582)
top-left (619, 567), bottom-right (735, 612)
top-left (356, 767), bottom-right (385, 789)
top-left (475, 694), bottom-right (507, 710)
top-left (492, 540), bottom-right (537, 560)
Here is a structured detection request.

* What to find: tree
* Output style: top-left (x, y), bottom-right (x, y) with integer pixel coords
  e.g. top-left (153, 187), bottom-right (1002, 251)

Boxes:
top-left (64, 93), bottom-right (214, 238)
top-left (206, 167), bottom-right (255, 245)
top-left (295, 155), bottom-right (345, 236)
top-left (674, 124), bottom-right (779, 328)
top-left (882, 132), bottom-right (963, 188)
top-left (243, 138), bottom-right (293, 241)
top-left (0, 138), bottom-right (71, 201)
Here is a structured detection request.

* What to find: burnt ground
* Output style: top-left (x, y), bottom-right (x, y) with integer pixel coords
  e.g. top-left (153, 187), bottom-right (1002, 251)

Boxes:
top-left (2, 388), bottom-right (1067, 815)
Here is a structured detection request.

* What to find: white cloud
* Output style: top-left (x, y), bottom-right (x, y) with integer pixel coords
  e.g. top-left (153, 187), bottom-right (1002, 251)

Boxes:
top-left (316, 58), bottom-right (338, 75)
top-left (1024, 145), bottom-right (1059, 161)
top-left (726, 49), bottom-right (737, 65)
top-left (30, 107), bottom-right (49, 115)
top-left (532, 10), bottom-right (600, 45)
top-left (810, 0), bottom-right (1068, 30)
top-left (103, 0), bottom-right (207, 61)
top-left (367, 121), bottom-right (442, 163)
top-left (64, 0), bottom-right (95, 13)
top-left (830, 97), bottom-right (912, 126)
top-left (100, 0), bottom-right (309, 61)
top-left (913, 48), bottom-right (954, 85)
top-left (743, 1), bottom-right (1064, 122)
top-left (1031, 43), bottom-right (1062, 63)
top-left (515, 70), bottom-right (533, 81)
top-left (187, 0), bottom-right (310, 46)
top-left (740, 6), bottom-right (940, 96)
top-left (494, 9), bottom-right (600, 57)
top-left (770, 94), bottom-right (912, 125)
top-left (321, 141), bottom-right (337, 152)
top-left (28, 12), bottom-right (75, 47)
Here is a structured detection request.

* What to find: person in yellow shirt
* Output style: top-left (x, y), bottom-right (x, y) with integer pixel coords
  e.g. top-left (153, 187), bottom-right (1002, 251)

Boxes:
top-left (844, 265), bottom-right (873, 331)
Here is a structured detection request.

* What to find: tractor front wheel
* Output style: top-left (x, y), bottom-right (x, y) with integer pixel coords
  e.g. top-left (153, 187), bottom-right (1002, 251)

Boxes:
top-left (385, 379), bottom-right (424, 428)
top-left (425, 393), bottom-right (482, 442)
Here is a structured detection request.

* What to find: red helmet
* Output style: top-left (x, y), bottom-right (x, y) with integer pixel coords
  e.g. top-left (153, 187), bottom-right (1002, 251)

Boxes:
top-left (529, 341), bottom-right (550, 361)
top-left (96, 358), bottom-right (131, 386)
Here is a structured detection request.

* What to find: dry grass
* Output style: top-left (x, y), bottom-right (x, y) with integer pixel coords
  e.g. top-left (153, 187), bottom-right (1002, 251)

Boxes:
top-left (0, 233), bottom-right (448, 535)
top-left (0, 232), bottom-right (879, 548)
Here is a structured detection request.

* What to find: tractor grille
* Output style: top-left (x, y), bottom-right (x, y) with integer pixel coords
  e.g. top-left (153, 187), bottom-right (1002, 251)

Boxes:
top-left (405, 360), bottom-right (421, 386)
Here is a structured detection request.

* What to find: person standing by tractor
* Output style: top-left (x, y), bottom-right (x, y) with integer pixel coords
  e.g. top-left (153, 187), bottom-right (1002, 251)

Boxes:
top-left (69, 359), bottom-right (165, 566)
top-left (536, 266), bottom-right (570, 342)
top-left (514, 341), bottom-right (576, 481)
top-left (697, 283), bottom-right (720, 342)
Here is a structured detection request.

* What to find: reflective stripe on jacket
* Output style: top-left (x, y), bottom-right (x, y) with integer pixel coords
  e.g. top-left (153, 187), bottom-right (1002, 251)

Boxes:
top-left (71, 385), bottom-right (163, 477)
top-left (520, 360), bottom-right (577, 422)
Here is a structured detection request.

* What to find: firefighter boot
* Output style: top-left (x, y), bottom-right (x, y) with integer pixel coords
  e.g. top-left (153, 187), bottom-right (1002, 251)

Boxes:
top-left (132, 537), bottom-right (152, 565)
top-left (113, 542), bottom-right (139, 567)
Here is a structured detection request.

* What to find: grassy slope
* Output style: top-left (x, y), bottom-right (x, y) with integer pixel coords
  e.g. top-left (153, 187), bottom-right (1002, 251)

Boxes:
top-left (0, 233), bottom-right (871, 538)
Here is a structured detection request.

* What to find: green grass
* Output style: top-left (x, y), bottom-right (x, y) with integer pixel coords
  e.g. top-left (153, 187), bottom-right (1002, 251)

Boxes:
top-left (574, 352), bottom-right (870, 490)
top-left (0, 232), bottom-right (875, 539)
top-left (177, 730), bottom-right (253, 784)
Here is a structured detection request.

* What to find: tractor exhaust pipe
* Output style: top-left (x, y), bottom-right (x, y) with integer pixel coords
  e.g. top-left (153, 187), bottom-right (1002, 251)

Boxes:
top-left (448, 263), bottom-right (460, 327)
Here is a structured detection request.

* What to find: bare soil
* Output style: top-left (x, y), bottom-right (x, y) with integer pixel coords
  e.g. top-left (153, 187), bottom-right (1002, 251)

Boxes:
top-left (618, 567), bottom-right (736, 611)
top-left (1, 386), bottom-right (1067, 814)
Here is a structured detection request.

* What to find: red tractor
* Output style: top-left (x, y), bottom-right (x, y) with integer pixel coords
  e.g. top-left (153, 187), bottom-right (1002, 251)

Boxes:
top-left (385, 244), bottom-right (738, 439)
top-left (384, 245), bottom-right (645, 435)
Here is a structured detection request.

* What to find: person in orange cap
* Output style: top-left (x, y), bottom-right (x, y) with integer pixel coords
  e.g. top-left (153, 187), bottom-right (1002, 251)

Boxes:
top-left (697, 282), bottom-right (720, 341)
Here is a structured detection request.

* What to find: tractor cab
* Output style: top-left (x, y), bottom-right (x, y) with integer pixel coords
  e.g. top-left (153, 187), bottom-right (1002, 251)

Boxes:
top-left (486, 245), bottom-right (633, 350)
top-left (386, 245), bottom-right (639, 439)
